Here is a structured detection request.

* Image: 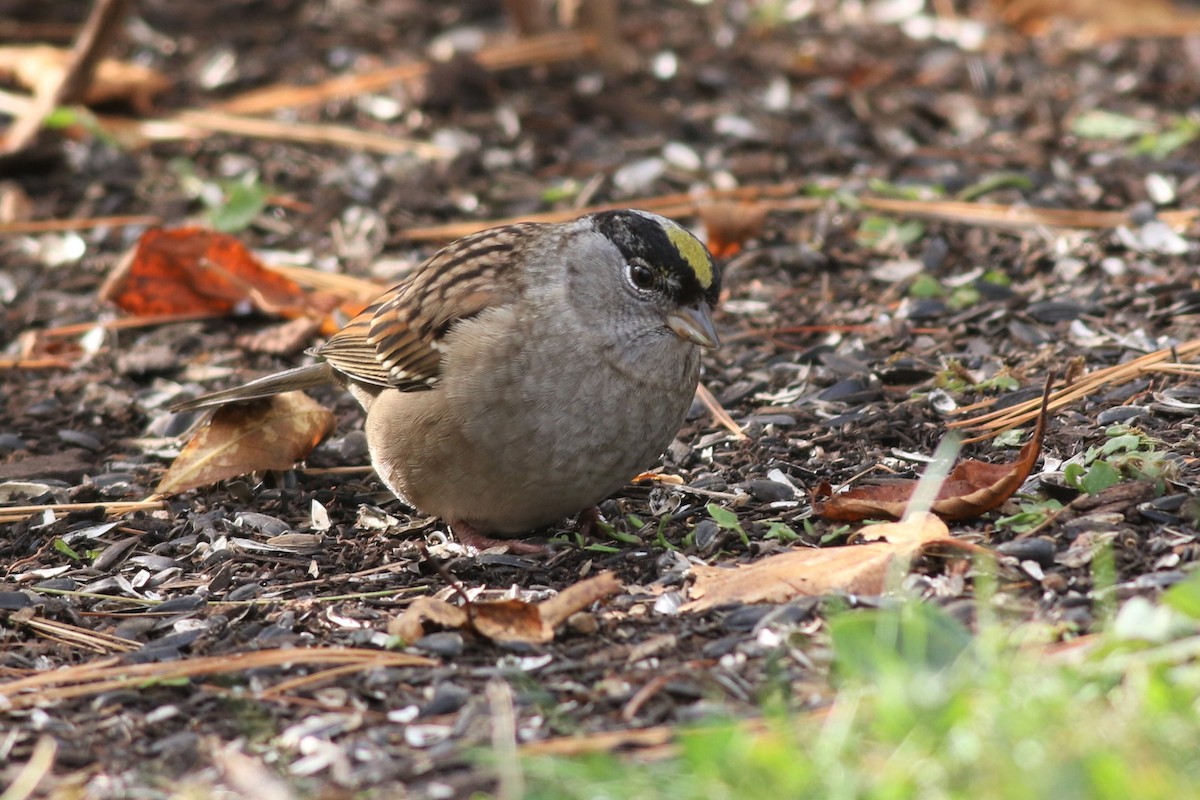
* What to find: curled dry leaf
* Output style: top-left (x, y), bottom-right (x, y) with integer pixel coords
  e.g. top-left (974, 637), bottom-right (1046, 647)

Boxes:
top-left (682, 513), bottom-right (984, 612)
top-left (389, 571), bottom-right (621, 645)
top-left (390, 597), bottom-right (469, 643)
top-left (156, 392), bottom-right (334, 495)
top-left (100, 227), bottom-right (343, 330)
top-left (699, 201), bottom-right (768, 258)
top-left (814, 377), bottom-right (1052, 522)
top-left (235, 315), bottom-right (324, 356)
top-left (631, 471), bottom-right (684, 485)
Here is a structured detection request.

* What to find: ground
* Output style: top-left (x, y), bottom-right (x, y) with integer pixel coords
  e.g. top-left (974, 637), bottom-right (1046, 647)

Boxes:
top-left (2, 0), bottom-right (1200, 797)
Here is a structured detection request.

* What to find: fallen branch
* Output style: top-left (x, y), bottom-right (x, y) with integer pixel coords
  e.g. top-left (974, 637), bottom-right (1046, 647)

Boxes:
top-left (400, 187), bottom-right (818, 241)
top-left (950, 338), bottom-right (1200, 436)
top-left (0, 647), bottom-right (436, 710)
top-left (0, 214), bottom-right (159, 236)
top-left (214, 30), bottom-right (598, 116)
top-left (2, 0), bottom-right (133, 153)
top-left (860, 196), bottom-right (1198, 231)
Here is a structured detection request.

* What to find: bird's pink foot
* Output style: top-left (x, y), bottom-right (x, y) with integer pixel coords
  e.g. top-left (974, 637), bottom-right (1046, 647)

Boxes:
top-left (451, 521), bottom-right (552, 555)
top-left (576, 506), bottom-right (604, 540)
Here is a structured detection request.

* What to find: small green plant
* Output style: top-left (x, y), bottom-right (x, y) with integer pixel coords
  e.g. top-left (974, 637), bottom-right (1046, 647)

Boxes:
top-left (856, 216), bottom-right (925, 251)
top-left (540, 179), bottom-right (581, 203)
top-left (1163, 570), bottom-right (1200, 619)
top-left (981, 269), bottom-right (1012, 288)
top-left (762, 520), bottom-right (800, 543)
top-left (521, 571), bottom-right (1200, 800)
top-left (705, 502), bottom-right (750, 546)
top-left (582, 518), bottom-right (624, 553)
top-left (974, 370), bottom-right (1021, 394)
top-left (818, 522), bottom-right (850, 545)
top-left (1065, 425), bottom-right (1174, 495)
top-left (1071, 109), bottom-right (1200, 159)
top-left (1065, 459), bottom-right (1122, 495)
top-left (44, 106), bottom-right (120, 146)
top-left (650, 515), bottom-right (677, 550)
top-left (933, 362), bottom-right (1019, 395)
top-left (922, 274), bottom-right (1012, 312)
top-left (908, 272), bottom-right (944, 299)
top-left (947, 283), bottom-right (981, 310)
top-left (994, 496), bottom-right (1064, 534)
top-left (866, 178), bottom-right (946, 201)
top-left (579, 512), bottom-right (679, 552)
top-left (955, 172), bottom-right (1034, 202)
top-left (598, 517), bottom-right (642, 546)
top-left (1072, 109), bottom-right (1156, 140)
top-left (170, 158), bottom-right (273, 232)
top-left (52, 538), bottom-right (83, 560)
top-left (216, 696), bottom-right (284, 743)
top-left (1132, 116), bottom-right (1200, 158)
top-left (992, 426), bottom-right (1027, 448)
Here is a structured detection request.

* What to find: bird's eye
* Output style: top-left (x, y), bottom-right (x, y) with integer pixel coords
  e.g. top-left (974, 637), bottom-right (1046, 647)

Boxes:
top-left (628, 262), bottom-right (656, 290)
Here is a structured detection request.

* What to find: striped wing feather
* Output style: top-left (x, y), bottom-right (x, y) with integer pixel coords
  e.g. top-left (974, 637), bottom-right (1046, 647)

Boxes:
top-left (314, 224), bottom-right (535, 391)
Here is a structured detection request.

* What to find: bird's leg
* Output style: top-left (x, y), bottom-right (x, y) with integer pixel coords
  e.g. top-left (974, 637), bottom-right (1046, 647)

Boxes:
top-left (450, 520), bottom-right (552, 555)
top-left (576, 506), bottom-right (604, 540)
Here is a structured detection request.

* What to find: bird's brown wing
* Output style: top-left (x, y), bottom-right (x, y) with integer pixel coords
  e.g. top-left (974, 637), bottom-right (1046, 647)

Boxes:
top-left (315, 223), bottom-right (538, 391)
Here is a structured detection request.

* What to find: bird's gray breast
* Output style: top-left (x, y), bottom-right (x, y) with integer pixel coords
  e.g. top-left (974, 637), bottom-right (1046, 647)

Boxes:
top-left (440, 307), bottom-right (699, 516)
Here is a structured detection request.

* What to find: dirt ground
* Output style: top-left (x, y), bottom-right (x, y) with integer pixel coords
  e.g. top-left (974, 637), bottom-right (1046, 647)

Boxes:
top-left (3, 0), bottom-right (1200, 796)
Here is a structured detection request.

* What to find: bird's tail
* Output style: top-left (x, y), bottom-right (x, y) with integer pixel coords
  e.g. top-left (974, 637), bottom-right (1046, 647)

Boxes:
top-left (170, 363), bottom-right (338, 411)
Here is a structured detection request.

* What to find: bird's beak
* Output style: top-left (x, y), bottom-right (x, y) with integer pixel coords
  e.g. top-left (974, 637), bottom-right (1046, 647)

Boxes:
top-left (666, 302), bottom-right (719, 348)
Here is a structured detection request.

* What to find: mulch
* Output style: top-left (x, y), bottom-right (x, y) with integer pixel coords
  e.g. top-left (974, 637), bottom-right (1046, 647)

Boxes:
top-left (3, 1), bottom-right (1199, 795)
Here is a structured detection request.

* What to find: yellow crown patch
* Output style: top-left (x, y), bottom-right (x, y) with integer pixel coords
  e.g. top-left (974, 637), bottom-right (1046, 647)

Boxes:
top-left (665, 223), bottom-right (714, 289)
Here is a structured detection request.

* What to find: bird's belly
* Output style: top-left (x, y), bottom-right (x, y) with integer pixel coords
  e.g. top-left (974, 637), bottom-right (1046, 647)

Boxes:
top-left (368, 348), bottom-right (698, 535)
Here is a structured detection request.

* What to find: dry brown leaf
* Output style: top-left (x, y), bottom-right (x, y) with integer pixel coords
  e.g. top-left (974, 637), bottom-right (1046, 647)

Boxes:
top-left (520, 726), bottom-right (675, 757)
top-left (470, 599), bottom-right (552, 643)
top-left (102, 228), bottom-right (312, 318)
top-left (814, 378), bottom-right (1051, 522)
top-left (536, 571), bottom-right (622, 629)
top-left (235, 315), bottom-right (324, 356)
top-left (0, 44), bottom-right (170, 111)
top-left (631, 471), bottom-right (684, 485)
top-left (993, 0), bottom-right (1200, 41)
top-left (699, 201), bottom-right (768, 258)
top-left (156, 392), bottom-right (334, 495)
top-left (388, 572), bottom-right (621, 645)
top-left (682, 514), bottom-right (980, 612)
top-left (389, 597), bottom-right (470, 643)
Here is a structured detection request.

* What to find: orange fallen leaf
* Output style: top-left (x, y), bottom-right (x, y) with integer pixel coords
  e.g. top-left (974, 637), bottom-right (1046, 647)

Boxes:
top-left (631, 471), bottom-right (684, 485)
top-left (682, 514), bottom-right (982, 612)
top-left (699, 201), bottom-right (768, 258)
top-left (101, 228), bottom-right (316, 318)
top-left (389, 572), bottom-right (621, 645)
top-left (156, 392), bottom-right (334, 495)
top-left (814, 377), bottom-right (1051, 523)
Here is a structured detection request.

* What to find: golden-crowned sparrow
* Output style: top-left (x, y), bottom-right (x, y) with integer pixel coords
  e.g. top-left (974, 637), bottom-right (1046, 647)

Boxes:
top-left (172, 209), bottom-right (720, 551)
